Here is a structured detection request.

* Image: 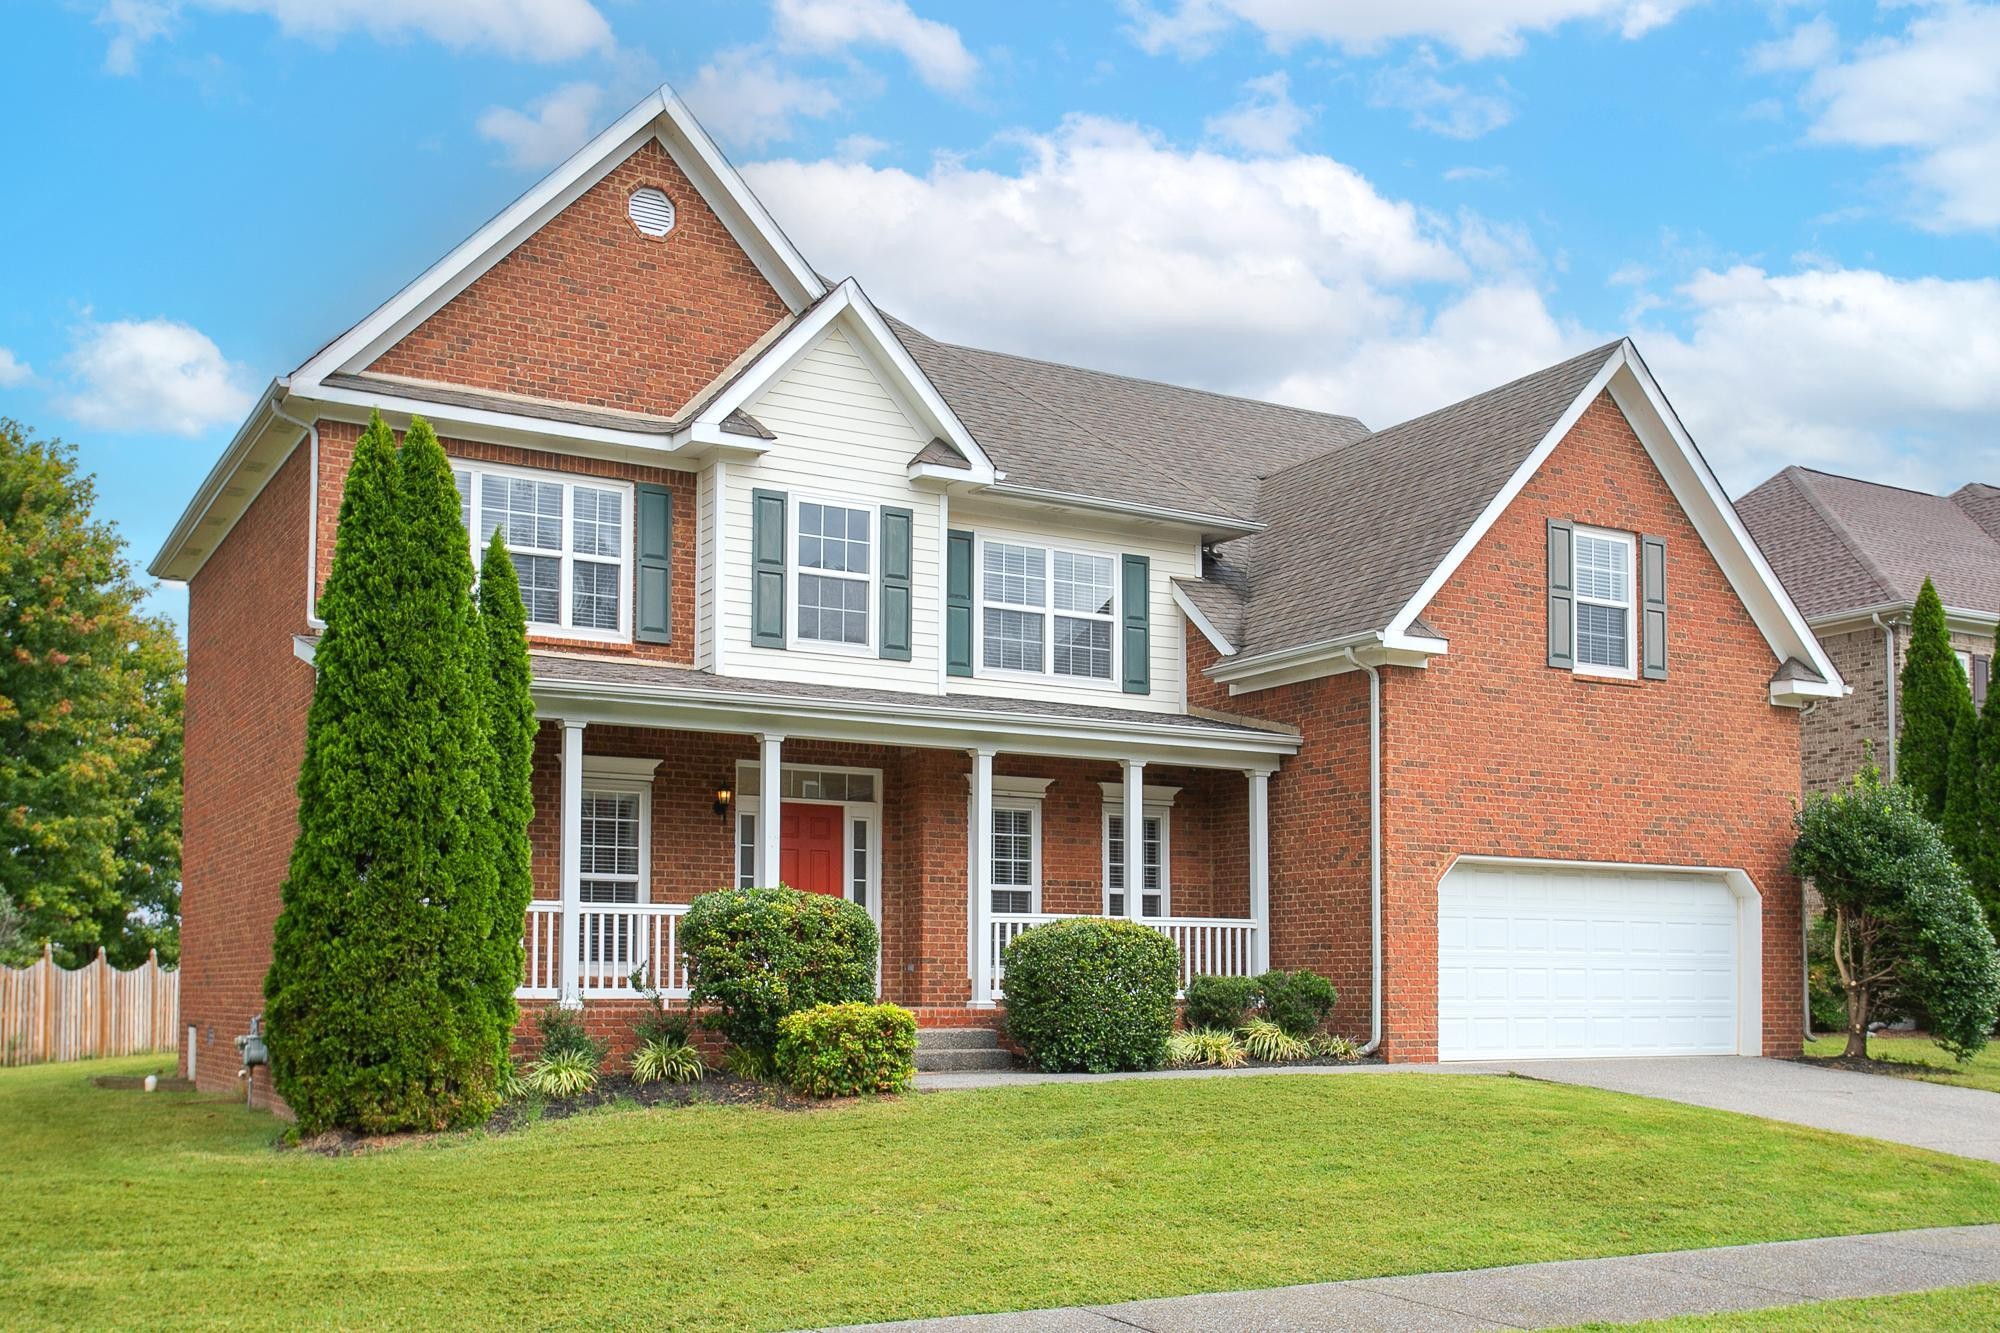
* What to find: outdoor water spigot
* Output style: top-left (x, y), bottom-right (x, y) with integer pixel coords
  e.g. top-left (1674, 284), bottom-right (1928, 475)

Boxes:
top-left (235, 1014), bottom-right (268, 1071)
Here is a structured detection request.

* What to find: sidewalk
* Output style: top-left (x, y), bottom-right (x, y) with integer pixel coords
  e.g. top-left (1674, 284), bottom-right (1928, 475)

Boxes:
top-left (831, 1223), bottom-right (2000, 1330)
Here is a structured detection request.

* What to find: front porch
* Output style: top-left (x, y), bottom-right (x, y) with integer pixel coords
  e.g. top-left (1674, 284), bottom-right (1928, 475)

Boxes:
top-left (512, 665), bottom-right (1296, 1013)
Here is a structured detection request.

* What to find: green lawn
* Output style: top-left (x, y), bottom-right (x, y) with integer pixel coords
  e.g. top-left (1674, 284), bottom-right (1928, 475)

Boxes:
top-left (1803, 1033), bottom-right (2000, 1095)
top-left (7, 1058), bottom-right (2000, 1331)
top-left (1569, 1283), bottom-right (2000, 1329)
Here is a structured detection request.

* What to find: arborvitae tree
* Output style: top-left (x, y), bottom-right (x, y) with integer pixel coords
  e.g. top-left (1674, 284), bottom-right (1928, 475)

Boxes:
top-left (264, 411), bottom-right (500, 1132)
top-left (1975, 622), bottom-right (2000, 934)
top-left (1941, 691), bottom-right (1982, 883)
top-left (1898, 578), bottom-right (1967, 822)
top-left (477, 526), bottom-right (536, 1081)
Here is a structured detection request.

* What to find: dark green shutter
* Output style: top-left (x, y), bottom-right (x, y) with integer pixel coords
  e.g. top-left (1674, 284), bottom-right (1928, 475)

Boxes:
top-left (880, 506), bottom-right (912, 662)
top-left (1641, 533), bottom-right (1667, 680)
top-left (751, 489), bottom-right (786, 649)
top-left (945, 529), bottom-right (974, 677)
top-left (1547, 519), bottom-right (1575, 669)
top-left (634, 483), bottom-right (672, 644)
top-left (1121, 553), bottom-right (1150, 695)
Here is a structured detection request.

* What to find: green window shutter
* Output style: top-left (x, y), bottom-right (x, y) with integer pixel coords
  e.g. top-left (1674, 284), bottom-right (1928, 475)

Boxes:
top-left (1121, 553), bottom-right (1151, 695)
top-left (1547, 519), bottom-right (1575, 669)
top-left (945, 528), bottom-right (974, 677)
top-left (880, 506), bottom-right (913, 662)
top-left (1641, 534), bottom-right (1668, 680)
top-left (634, 483), bottom-right (672, 644)
top-left (751, 489), bottom-right (786, 649)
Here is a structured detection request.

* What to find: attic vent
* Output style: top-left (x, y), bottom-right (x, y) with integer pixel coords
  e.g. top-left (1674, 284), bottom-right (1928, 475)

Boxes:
top-left (627, 187), bottom-right (676, 238)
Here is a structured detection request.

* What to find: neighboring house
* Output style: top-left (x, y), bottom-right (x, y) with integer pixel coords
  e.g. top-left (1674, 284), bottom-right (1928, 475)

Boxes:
top-left (155, 86), bottom-right (1841, 1099)
top-left (1738, 468), bottom-right (2000, 796)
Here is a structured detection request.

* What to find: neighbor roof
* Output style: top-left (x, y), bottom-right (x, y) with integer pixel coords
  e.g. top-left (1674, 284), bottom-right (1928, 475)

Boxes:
top-left (1736, 467), bottom-right (2000, 622)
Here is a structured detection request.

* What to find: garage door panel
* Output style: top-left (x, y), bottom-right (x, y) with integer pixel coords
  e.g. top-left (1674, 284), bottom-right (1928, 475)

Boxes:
top-left (1439, 862), bottom-right (1741, 1061)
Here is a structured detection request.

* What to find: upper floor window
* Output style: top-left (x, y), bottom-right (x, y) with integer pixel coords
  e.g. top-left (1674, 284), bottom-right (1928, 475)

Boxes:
top-left (979, 540), bottom-right (1117, 682)
top-left (453, 462), bottom-right (631, 640)
top-left (1572, 528), bottom-right (1634, 678)
top-left (796, 500), bottom-right (871, 648)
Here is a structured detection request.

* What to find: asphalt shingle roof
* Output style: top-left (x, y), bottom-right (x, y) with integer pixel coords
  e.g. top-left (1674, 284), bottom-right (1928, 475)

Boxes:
top-left (1737, 467), bottom-right (2000, 621)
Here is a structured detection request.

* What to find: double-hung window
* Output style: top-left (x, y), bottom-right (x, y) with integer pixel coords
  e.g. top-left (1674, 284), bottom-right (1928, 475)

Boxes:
top-left (979, 540), bottom-right (1117, 681)
top-left (976, 777), bottom-right (1049, 915)
top-left (452, 462), bottom-right (630, 638)
top-left (1572, 528), bottom-right (1635, 677)
top-left (1100, 782), bottom-right (1175, 918)
top-left (574, 757), bottom-right (656, 971)
top-left (795, 500), bottom-right (871, 648)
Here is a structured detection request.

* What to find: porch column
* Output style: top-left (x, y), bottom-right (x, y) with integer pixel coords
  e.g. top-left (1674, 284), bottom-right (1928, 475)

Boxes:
top-left (970, 747), bottom-right (996, 1005)
top-left (1122, 758), bottom-right (1146, 922)
top-left (557, 719), bottom-right (586, 1008)
top-left (1247, 767), bottom-right (1272, 974)
top-left (756, 733), bottom-right (784, 886)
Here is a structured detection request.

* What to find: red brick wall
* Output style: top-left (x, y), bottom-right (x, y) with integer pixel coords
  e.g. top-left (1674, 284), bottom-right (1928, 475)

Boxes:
top-left (314, 419), bottom-right (698, 663)
top-left (180, 443), bottom-right (315, 1102)
top-left (369, 139), bottom-right (790, 418)
top-left (1378, 393), bottom-right (1805, 1059)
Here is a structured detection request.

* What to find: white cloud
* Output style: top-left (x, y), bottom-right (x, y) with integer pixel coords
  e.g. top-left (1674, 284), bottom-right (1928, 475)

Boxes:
top-left (96, 0), bottom-right (612, 71)
top-left (774, 0), bottom-right (978, 93)
top-left (1203, 72), bottom-right (1310, 154)
top-left (1124, 0), bottom-right (1696, 60)
top-left (0, 348), bottom-right (32, 388)
top-left (1792, 5), bottom-right (2000, 231)
top-left (60, 318), bottom-right (256, 437)
top-left (1443, 164), bottom-right (1507, 182)
top-left (1748, 16), bottom-right (1836, 74)
top-left (836, 133), bottom-right (891, 162)
top-left (477, 82), bottom-right (606, 171)
top-left (1639, 264), bottom-right (2000, 492)
top-left (684, 47), bottom-right (842, 150)
top-left (1371, 49), bottom-right (1514, 139)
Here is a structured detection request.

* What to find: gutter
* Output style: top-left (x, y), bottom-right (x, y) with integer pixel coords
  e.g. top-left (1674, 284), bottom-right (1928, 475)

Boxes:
top-left (977, 482), bottom-right (1264, 541)
top-left (268, 395), bottom-right (323, 628)
top-left (1340, 646), bottom-right (1384, 1057)
top-left (1871, 612), bottom-right (1897, 779)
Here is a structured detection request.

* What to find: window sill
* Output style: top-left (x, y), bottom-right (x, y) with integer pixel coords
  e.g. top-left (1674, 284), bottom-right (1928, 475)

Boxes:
top-left (1570, 669), bottom-right (1644, 688)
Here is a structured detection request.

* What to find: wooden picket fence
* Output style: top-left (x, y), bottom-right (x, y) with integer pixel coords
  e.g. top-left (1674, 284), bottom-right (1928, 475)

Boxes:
top-left (0, 943), bottom-right (180, 1065)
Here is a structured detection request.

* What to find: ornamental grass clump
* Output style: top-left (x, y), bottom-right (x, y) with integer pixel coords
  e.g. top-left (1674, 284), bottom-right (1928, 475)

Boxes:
top-left (1165, 1028), bottom-right (1245, 1069)
top-left (525, 1049), bottom-right (600, 1099)
top-left (1001, 918), bottom-right (1178, 1073)
top-left (631, 1038), bottom-right (705, 1085)
top-left (1239, 1018), bottom-right (1310, 1062)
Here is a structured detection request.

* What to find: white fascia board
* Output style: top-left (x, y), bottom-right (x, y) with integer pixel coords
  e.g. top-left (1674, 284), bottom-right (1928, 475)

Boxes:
top-left (1170, 582), bottom-right (1237, 657)
top-left (975, 483), bottom-right (1263, 542)
top-left (151, 379), bottom-right (288, 581)
top-left (1610, 346), bottom-right (1846, 696)
top-left (1210, 629), bottom-right (1448, 694)
top-left (906, 461), bottom-right (978, 487)
top-left (297, 382), bottom-right (698, 459)
top-left (291, 86), bottom-right (825, 392)
top-left (1771, 677), bottom-right (1846, 707)
top-left (694, 279), bottom-right (997, 483)
top-left (1812, 602), bottom-right (2000, 639)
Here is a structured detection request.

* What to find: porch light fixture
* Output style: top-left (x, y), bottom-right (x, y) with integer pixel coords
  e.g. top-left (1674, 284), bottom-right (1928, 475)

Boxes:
top-left (714, 786), bottom-right (733, 820)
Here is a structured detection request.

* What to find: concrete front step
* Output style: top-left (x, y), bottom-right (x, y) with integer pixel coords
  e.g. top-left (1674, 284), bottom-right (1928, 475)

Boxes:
top-left (914, 1046), bottom-right (1016, 1072)
top-left (915, 1027), bottom-right (1002, 1052)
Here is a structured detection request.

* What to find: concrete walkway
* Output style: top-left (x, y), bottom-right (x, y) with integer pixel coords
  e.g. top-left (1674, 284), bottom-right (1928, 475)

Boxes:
top-left (918, 1055), bottom-right (2000, 1163)
top-left (832, 1224), bottom-right (2000, 1330)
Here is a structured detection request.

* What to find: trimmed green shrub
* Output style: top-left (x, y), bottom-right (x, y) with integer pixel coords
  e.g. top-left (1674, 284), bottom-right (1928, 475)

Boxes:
top-left (1183, 974), bottom-right (1259, 1031)
top-left (631, 1037), bottom-right (705, 1085)
top-left (1899, 578), bottom-right (1968, 822)
top-left (1165, 1028), bottom-right (1245, 1069)
top-left (681, 886), bottom-right (878, 1058)
top-left (533, 1005), bottom-right (608, 1066)
top-left (1239, 1017), bottom-right (1310, 1062)
top-left (1001, 917), bottom-right (1179, 1073)
top-left (774, 1002), bottom-right (917, 1097)
top-left (1257, 969), bottom-right (1338, 1038)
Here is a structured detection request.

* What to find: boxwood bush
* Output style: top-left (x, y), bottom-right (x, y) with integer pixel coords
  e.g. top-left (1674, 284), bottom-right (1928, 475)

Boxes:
top-left (1001, 918), bottom-right (1179, 1072)
top-left (1182, 974), bottom-right (1259, 1031)
top-left (1258, 969), bottom-right (1338, 1037)
top-left (774, 1002), bottom-right (917, 1097)
top-left (681, 886), bottom-right (878, 1058)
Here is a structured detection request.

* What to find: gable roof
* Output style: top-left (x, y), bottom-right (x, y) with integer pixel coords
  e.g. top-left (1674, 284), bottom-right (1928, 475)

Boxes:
top-left (1736, 467), bottom-right (2000, 622)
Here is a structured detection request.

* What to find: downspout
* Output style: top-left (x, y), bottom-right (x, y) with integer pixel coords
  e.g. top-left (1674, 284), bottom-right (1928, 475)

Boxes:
top-left (269, 397), bottom-right (322, 626)
top-left (1871, 612), bottom-right (1896, 780)
top-left (1341, 646), bottom-right (1383, 1056)
top-left (1799, 698), bottom-right (1822, 1044)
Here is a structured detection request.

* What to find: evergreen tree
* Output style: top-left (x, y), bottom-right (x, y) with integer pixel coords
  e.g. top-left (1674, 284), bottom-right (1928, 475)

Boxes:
top-left (264, 412), bottom-right (499, 1132)
top-left (476, 526), bottom-right (536, 1080)
top-left (1941, 691), bottom-right (1982, 881)
top-left (1976, 619), bottom-right (2000, 933)
top-left (1898, 578), bottom-right (1966, 822)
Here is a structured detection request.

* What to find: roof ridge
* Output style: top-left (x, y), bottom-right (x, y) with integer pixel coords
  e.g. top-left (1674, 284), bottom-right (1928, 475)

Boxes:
top-left (1784, 468), bottom-right (1902, 605)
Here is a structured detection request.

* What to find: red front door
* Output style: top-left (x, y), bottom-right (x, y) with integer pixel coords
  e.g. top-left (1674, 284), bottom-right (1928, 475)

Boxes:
top-left (780, 802), bottom-right (845, 897)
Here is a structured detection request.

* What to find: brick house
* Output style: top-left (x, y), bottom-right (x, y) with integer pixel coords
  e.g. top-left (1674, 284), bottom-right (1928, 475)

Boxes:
top-left (155, 86), bottom-right (1842, 1099)
top-left (1738, 467), bottom-right (2000, 796)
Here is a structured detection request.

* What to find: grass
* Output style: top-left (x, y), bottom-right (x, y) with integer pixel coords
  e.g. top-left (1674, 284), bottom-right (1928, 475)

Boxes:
top-left (1803, 1033), bottom-right (2000, 1095)
top-left (1569, 1283), bottom-right (2000, 1329)
top-left (6, 1058), bottom-right (2000, 1330)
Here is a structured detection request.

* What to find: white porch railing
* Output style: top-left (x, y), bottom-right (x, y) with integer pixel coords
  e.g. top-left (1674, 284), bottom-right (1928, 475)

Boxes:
top-left (518, 901), bottom-right (691, 1001)
top-left (985, 913), bottom-right (1260, 1003)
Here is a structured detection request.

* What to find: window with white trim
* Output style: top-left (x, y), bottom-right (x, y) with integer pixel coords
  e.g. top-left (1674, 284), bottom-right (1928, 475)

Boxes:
top-left (452, 462), bottom-right (630, 638)
top-left (1100, 782), bottom-right (1176, 918)
top-left (579, 789), bottom-right (644, 904)
top-left (973, 776), bottom-right (1049, 914)
top-left (795, 499), bottom-right (871, 647)
top-left (979, 540), bottom-right (1117, 681)
top-left (1572, 528), bottom-right (1635, 676)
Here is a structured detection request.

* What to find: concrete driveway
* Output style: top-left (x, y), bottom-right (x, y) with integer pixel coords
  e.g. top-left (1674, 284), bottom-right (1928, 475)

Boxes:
top-left (1471, 1056), bottom-right (2000, 1162)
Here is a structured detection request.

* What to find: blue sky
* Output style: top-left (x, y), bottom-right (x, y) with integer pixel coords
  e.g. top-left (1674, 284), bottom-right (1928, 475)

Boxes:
top-left (4, 0), bottom-right (1998, 632)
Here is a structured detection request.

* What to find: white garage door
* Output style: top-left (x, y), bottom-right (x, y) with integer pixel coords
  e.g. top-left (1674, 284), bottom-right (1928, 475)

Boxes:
top-left (1437, 861), bottom-right (1742, 1061)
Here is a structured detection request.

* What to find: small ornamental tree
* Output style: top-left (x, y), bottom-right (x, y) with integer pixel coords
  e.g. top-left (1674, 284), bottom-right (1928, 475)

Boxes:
top-left (477, 526), bottom-right (537, 1085)
top-left (1792, 764), bottom-right (2000, 1062)
top-left (1898, 578), bottom-right (1967, 822)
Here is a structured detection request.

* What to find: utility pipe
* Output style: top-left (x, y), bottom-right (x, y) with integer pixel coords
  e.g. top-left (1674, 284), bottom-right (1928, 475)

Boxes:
top-left (1341, 647), bottom-right (1383, 1056)
top-left (1872, 612), bottom-right (1896, 779)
